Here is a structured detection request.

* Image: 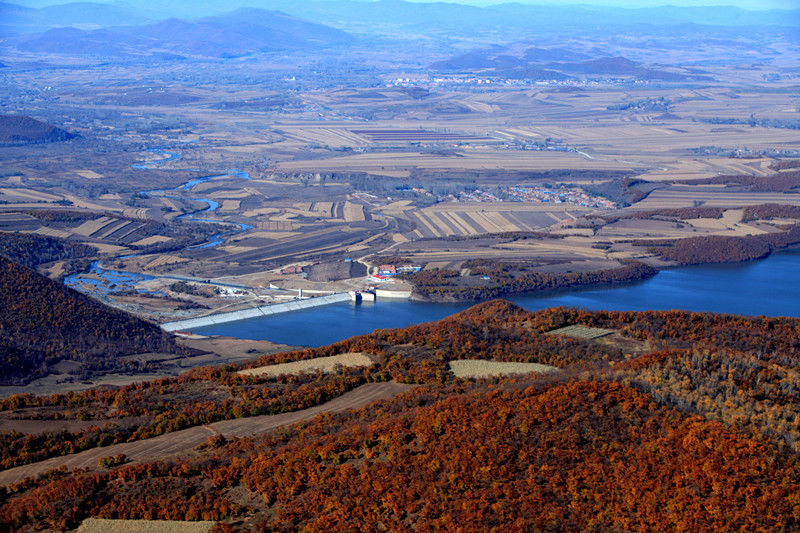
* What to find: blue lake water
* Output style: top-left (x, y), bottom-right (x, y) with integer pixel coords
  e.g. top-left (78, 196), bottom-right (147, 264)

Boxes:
top-left (193, 249), bottom-right (800, 347)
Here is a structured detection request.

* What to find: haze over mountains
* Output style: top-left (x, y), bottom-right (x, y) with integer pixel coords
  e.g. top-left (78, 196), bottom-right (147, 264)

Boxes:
top-left (2, 0), bottom-right (797, 73)
top-left (430, 50), bottom-right (715, 81)
top-left (4, 6), bottom-right (355, 58)
top-left (3, 1), bottom-right (798, 38)
top-left (5, 0), bottom-right (798, 32)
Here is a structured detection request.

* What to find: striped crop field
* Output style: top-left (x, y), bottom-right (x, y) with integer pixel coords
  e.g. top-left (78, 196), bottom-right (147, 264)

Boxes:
top-left (407, 205), bottom-right (582, 237)
top-left (349, 129), bottom-right (490, 142)
top-left (636, 186), bottom-right (800, 210)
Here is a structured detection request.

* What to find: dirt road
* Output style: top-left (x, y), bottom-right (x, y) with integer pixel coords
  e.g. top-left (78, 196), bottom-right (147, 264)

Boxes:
top-left (0, 382), bottom-right (414, 487)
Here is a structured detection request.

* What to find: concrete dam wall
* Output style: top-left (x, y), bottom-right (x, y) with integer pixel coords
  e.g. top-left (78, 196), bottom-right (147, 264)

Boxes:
top-left (161, 293), bottom-right (351, 332)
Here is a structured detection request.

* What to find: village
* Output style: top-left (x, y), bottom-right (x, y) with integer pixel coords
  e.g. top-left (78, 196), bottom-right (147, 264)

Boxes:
top-left (439, 185), bottom-right (617, 208)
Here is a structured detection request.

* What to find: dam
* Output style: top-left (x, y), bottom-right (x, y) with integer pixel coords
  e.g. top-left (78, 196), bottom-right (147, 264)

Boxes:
top-left (161, 292), bottom-right (352, 332)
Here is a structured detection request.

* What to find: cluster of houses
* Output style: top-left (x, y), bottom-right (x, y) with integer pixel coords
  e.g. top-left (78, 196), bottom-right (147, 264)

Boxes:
top-left (503, 186), bottom-right (615, 209)
top-left (280, 265), bottom-right (306, 276)
top-left (433, 185), bottom-right (614, 208)
top-left (369, 264), bottom-right (421, 282)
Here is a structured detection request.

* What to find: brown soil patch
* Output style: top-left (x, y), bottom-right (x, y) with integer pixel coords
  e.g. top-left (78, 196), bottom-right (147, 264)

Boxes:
top-left (594, 332), bottom-right (652, 357)
top-left (176, 336), bottom-right (296, 359)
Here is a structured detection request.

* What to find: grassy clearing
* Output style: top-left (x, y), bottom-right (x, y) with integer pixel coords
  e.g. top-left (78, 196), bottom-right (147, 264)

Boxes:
top-left (75, 518), bottom-right (216, 533)
top-left (449, 360), bottom-right (557, 379)
top-left (75, 170), bottom-right (104, 179)
top-left (546, 325), bottom-right (614, 339)
top-left (133, 235), bottom-right (174, 246)
top-left (238, 353), bottom-right (373, 378)
top-left (0, 187), bottom-right (62, 201)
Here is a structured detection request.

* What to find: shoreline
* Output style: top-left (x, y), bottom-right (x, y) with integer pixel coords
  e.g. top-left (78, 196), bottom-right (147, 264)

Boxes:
top-left (161, 292), bottom-right (352, 332)
top-left (182, 248), bottom-right (800, 346)
top-left (160, 245), bottom-right (800, 334)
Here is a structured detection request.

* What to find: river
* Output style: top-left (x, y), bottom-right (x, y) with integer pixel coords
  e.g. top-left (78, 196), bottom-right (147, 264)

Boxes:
top-left (192, 248), bottom-right (800, 347)
top-left (65, 147), bottom-right (252, 293)
top-left (66, 145), bottom-right (800, 342)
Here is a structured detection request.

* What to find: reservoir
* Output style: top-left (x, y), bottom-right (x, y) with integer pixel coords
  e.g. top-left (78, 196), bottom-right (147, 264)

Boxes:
top-left (193, 249), bottom-right (800, 347)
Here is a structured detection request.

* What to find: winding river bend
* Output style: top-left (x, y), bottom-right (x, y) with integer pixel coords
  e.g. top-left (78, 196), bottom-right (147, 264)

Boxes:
top-left (66, 146), bottom-right (252, 294)
top-left (132, 145), bottom-right (253, 248)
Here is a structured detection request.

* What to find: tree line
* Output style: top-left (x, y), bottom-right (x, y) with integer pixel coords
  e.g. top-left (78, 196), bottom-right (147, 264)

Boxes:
top-left (403, 260), bottom-right (657, 301)
top-left (634, 223), bottom-right (800, 265)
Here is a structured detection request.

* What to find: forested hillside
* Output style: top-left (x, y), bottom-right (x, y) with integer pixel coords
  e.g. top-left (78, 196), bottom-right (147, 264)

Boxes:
top-left (404, 259), bottom-right (657, 301)
top-left (0, 115), bottom-right (76, 145)
top-left (1, 300), bottom-right (799, 530)
top-left (0, 256), bottom-right (182, 384)
top-left (0, 232), bottom-right (94, 269)
top-left (677, 170), bottom-right (800, 192)
top-left (635, 224), bottom-right (800, 265)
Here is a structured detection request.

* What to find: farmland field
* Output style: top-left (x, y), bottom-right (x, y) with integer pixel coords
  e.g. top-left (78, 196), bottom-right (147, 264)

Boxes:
top-left (75, 519), bottom-right (216, 533)
top-left (546, 325), bottom-right (615, 339)
top-left (449, 360), bottom-right (558, 378)
top-left (0, 29), bottom-right (797, 326)
top-left (238, 353), bottom-right (374, 377)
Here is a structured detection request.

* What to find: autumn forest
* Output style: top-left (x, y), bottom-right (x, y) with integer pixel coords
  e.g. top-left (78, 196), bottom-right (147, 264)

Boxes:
top-left (1, 299), bottom-right (799, 531)
top-left (2, 0), bottom-right (800, 529)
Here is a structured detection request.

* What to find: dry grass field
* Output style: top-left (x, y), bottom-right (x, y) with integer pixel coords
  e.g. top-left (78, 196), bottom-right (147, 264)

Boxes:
top-left (0, 187), bottom-right (62, 202)
top-left (449, 360), bottom-right (558, 378)
top-left (238, 353), bottom-right (373, 377)
top-left (74, 170), bottom-right (104, 180)
top-left (275, 149), bottom-right (635, 174)
top-left (33, 227), bottom-right (73, 238)
top-left (75, 519), bottom-right (216, 533)
top-left (635, 186), bottom-right (800, 210)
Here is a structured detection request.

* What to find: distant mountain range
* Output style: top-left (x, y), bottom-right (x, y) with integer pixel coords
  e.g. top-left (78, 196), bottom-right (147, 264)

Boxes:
top-left (430, 47), bottom-right (713, 82)
top-left (3, 1), bottom-right (798, 37)
top-left (1, 1), bottom-right (796, 61)
top-left (5, 6), bottom-right (355, 58)
top-left (0, 1), bottom-right (151, 34)
top-left (112, 0), bottom-right (800, 31)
